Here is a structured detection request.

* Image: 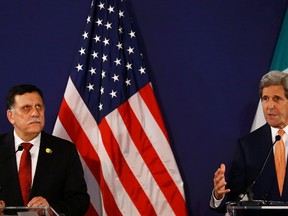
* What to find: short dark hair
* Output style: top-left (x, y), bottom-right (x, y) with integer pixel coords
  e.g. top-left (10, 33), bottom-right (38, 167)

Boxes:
top-left (6, 84), bottom-right (44, 109)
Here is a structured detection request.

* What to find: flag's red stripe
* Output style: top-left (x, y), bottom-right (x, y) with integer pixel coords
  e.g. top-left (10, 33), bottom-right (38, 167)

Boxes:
top-left (58, 99), bottom-right (100, 182)
top-left (139, 84), bottom-right (169, 142)
top-left (118, 101), bottom-right (188, 216)
top-left (100, 176), bottom-right (124, 216)
top-left (58, 99), bottom-right (123, 216)
top-left (85, 203), bottom-right (99, 216)
top-left (99, 118), bottom-right (158, 216)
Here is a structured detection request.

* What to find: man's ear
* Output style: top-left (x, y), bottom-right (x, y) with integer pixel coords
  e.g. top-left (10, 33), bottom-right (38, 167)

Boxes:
top-left (7, 109), bottom-right (15, 125)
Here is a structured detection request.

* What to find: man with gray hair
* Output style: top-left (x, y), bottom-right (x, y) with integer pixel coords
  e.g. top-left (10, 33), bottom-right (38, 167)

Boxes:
top-left (210, 71), bottom-right (288, 213)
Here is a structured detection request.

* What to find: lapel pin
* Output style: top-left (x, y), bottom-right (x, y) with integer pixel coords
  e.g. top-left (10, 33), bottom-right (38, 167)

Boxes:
top-left (45, 148), bottom-right (53, 154)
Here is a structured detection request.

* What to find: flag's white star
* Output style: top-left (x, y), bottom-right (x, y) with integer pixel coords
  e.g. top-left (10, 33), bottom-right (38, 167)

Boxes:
top-left (129, 30), bottom-right (136, 38)
top-left (105, 22), bottom-right (112, 30)
top-left (118, 27), bottom-right (123, 34)
top-left (91, 51), bottom-right (98, 59)
top-left (125, 79), bottom-right (131, 86)
top-left (89, 67), bottom-right (96, 75)
top-left (108, 5), bottom-right (114, 13)
top-left (109, 90), bottom-right (117, 98)
top-left (86, 16), bottom-right (91, 24)
top-left (86, 83), bottom-right (94, 91)
top-left (93, 35), bottom-right (101, 43)
top-left (119, 10), bottom-right (124, 18)
top-left (98, 103), bottom-right (103, 111)
top-left (114, 58), bottom-right (121, 66)
top-left (127, 46), bottom-right (134, 54)
top-left (101, 70), bottom-right (106, 78)
top-left (98, 2), bottom-right (105, 10)
top-left (102, 54), bottom-right (108, 62)
top-left (82, 31), bottom-right (89, 40)
top-left (79, 47), bottom-right (86, 55)
top-left (116, 42), bottom-right (123, 50)
top-left (96, 19), bottom-right (103, 26)
top-left (139, 67), bottom-right (146, 74)
top-left (112, 74), bottom-right (119, 82)
top-left (126, 63), bottom-right (132, 70)
top-left (103, 38), bottom-right (110, 46)
top-left (90, 1), bottom-right (94, 8)
top-left (100, 86), bottom-right (104, 95)
top-left (76, 63), bottom-right (83, 72)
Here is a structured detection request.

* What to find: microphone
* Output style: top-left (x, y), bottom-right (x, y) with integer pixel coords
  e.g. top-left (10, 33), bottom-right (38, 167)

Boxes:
top-left (0, 144), bottom-right (24, 166)
top-left (237, 135), bottom-right (281, 204)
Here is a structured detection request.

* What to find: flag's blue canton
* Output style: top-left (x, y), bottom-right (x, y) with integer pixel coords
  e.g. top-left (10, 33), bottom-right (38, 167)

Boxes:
top-left (70, 0), bottom-right (150, 123)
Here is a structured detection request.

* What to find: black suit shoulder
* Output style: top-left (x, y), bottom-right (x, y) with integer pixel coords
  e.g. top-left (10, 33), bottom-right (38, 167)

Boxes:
top-left (239, 123), bottom-right (270, 140)
top-left (0, 132), bottom-right (15, 159)
top-left (237, 123), bottom-right (271, 149)
top-left (40, 131), bottom-right (79, 156)
top-left (41, 131), bottom-right (74, 146)
top-left (0, 132), bottom-right (14, 143)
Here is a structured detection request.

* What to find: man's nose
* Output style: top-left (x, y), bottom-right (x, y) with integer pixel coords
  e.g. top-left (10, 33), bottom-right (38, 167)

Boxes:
top-left (31, 107), bottom-right (40, 116)
top-left (267, 100), bottom-right (275, 109)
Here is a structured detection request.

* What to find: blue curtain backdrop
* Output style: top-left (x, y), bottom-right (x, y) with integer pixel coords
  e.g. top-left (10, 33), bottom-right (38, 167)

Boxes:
top-left (1, 1), bottom-right (288, 215)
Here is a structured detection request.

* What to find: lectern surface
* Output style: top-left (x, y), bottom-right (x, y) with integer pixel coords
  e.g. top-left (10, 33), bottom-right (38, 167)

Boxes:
top-left (0, 206), bottom-right (59, 216)
top-left (227, 202), bottom-right (288, 216)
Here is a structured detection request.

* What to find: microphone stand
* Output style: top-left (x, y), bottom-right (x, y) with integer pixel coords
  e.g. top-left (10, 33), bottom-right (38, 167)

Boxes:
top-left (237, 135), bottom-right (281, 206)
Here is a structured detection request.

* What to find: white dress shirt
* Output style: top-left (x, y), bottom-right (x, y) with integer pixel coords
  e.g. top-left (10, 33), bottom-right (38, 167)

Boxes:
top-left (14, 130), bottom-right (40, 186)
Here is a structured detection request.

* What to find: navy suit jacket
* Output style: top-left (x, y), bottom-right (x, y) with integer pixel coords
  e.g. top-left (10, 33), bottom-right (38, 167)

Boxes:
top-left (217, 123), bottom-right (288, 212)
top-left (0, 131), bottom-right (90, 216)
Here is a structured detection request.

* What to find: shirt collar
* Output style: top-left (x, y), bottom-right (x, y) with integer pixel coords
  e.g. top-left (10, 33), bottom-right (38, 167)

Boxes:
top-left (13, 130), bottom-right (41, 149)
top-left (271, 126), bottom-right (288, 142)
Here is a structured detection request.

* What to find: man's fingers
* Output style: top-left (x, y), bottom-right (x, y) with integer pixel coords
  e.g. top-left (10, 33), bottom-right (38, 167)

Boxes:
top-left (220, 163), bottom-right (226, 172)
top-left (28, 196), bottom-right (49, 207)
top-left (0, 200), bottom-right (5, 207)
top-left (214, 180), bottom-right (226, 190)
top-left (213, 163), bottom-right (230, 199)
top-left (214, 170), bottom-right (226, 187)
top-left (214, 188), bottom-right (231, 199)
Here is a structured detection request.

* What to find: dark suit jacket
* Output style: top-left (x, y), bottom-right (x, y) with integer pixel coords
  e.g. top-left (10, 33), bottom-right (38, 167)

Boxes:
top-left (0, 131), bottom-right (90, 216)
top-left (216, 123), bottom-right (288, 212)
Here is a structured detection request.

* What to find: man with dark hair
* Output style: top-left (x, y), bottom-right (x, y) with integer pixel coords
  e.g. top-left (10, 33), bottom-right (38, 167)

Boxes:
top-left (0, 84), bottom-right (90, 215)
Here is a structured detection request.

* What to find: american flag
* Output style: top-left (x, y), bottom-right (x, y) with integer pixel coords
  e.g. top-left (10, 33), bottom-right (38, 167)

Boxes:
top-left (53, 0), bottom-right (188, 215)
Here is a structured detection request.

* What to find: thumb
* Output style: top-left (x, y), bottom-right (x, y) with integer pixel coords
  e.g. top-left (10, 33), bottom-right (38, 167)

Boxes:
top-left (220, 163), bottom-right (226, 173)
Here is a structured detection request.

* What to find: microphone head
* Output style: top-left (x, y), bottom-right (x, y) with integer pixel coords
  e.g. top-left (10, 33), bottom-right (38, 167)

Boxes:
top-left (18, 145), bottom-right (24, 151)
top-left (275, 135), bottom-right (281, 141)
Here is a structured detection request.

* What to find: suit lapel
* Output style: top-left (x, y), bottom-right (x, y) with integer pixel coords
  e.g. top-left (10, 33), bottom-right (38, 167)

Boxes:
top-left (254, 124), bottom-right (280, 200)
top-left (262, 124), bottom-right (287, 200)
top-left (30, 133), bottom-right (54, 196)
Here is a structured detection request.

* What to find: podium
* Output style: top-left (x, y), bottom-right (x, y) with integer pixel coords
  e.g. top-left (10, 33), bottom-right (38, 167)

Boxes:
top-left (0, 206), bottom-right (60, 216)
top-left (227, 201), bottom-right (288, 216)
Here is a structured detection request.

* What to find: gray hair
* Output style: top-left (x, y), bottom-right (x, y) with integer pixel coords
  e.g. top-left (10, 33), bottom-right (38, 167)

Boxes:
top-left (259, 70), bottom-right (288, 99)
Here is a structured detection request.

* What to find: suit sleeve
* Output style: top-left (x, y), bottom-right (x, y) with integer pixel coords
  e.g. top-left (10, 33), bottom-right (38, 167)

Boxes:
top-left (212, 139), bottom-right (247, 213)
top-left (226, 139), bottom-right (247, 201)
